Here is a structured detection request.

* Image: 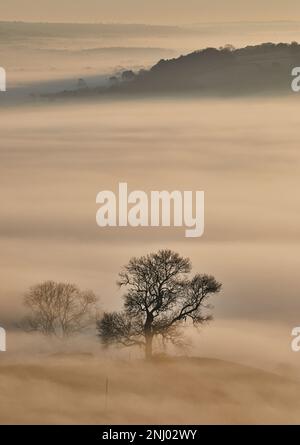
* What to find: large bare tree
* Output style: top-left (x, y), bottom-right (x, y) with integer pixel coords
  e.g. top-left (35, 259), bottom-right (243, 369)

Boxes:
top-left (97, 250), bottom-right (222, 359)
top-left (23, 281), bottom-right (98, 337)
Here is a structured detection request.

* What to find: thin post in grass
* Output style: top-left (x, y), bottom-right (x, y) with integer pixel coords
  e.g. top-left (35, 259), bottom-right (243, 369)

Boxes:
top-left (104, 377), bottom-right (109, 412)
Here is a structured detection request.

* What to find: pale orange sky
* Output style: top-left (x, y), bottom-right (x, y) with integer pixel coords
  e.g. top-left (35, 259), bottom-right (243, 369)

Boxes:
top-left (1, 0), bottom-right (300, 24)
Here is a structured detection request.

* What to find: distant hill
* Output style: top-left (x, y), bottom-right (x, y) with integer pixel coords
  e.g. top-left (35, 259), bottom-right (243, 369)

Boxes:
top-left (112, 42), bottom-right (300, 96)
top-left (47, 42), bottom-right (300, 99)
top-left (0, 21), bottom-right (180, 40)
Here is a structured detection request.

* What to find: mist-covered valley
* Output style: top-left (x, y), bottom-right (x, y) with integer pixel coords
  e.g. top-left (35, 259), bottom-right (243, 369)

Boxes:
top-left (1, 19), bottom-right (300, 425)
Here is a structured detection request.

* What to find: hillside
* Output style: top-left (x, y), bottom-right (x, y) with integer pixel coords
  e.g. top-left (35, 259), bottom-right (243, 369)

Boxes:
top-left (47, 42), bottom-right (300, 99)
top-left (111, 42), bottom-right (300, 96)
top-left (0, 356), bottom-right (300, 424)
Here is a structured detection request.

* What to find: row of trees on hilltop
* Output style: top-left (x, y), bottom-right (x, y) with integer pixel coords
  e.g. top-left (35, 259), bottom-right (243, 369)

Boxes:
top-left (21, 250), bottom-right (222, 360)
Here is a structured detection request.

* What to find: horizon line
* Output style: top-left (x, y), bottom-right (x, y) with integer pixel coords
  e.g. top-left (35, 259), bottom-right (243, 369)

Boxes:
top-left (0, 19), bottom-right (299, 26)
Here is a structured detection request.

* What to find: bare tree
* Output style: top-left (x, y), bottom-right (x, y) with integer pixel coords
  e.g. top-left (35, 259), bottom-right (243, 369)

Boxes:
top-left (23, 281), bottom-right (98, 337)
top-left (97, 250), bottom-right (222, 360)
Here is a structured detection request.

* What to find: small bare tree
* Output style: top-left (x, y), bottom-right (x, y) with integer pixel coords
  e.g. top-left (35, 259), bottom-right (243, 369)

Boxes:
top-left (23, 281), bottom-right (98, 337)
top-left (97, 250), bottom-right (222, 359)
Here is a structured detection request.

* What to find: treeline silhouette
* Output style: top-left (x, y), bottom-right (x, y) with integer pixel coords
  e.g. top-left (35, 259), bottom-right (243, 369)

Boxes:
top-left (113, 42), bottom-right (300, 96)
top-left (49, 42), bottom-right (300, 99)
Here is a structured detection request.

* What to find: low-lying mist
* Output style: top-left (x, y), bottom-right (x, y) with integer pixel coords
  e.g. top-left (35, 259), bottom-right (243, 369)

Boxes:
top-left (1, 324), bottom-right (300, 425)
top-left (0, 95), bottom-right (299, 424)
top-left (0, 97), bottom-right (299, 324)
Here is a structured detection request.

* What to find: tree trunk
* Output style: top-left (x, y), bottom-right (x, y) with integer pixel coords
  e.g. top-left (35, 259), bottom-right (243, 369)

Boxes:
top-left (144, 312), bottom-right (154, 360)
top-left (145, 333), bottom-right (153, 360)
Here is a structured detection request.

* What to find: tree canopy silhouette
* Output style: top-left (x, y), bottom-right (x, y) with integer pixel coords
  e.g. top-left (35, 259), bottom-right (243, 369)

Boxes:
top-left (97, 249), bottom-right (222, 359)
top-left (22, 281), bottom-right (98, 337)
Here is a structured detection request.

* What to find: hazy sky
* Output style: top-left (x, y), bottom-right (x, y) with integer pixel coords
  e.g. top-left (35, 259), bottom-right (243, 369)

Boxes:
top-left (1, 0), bottom-right (300, 24)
